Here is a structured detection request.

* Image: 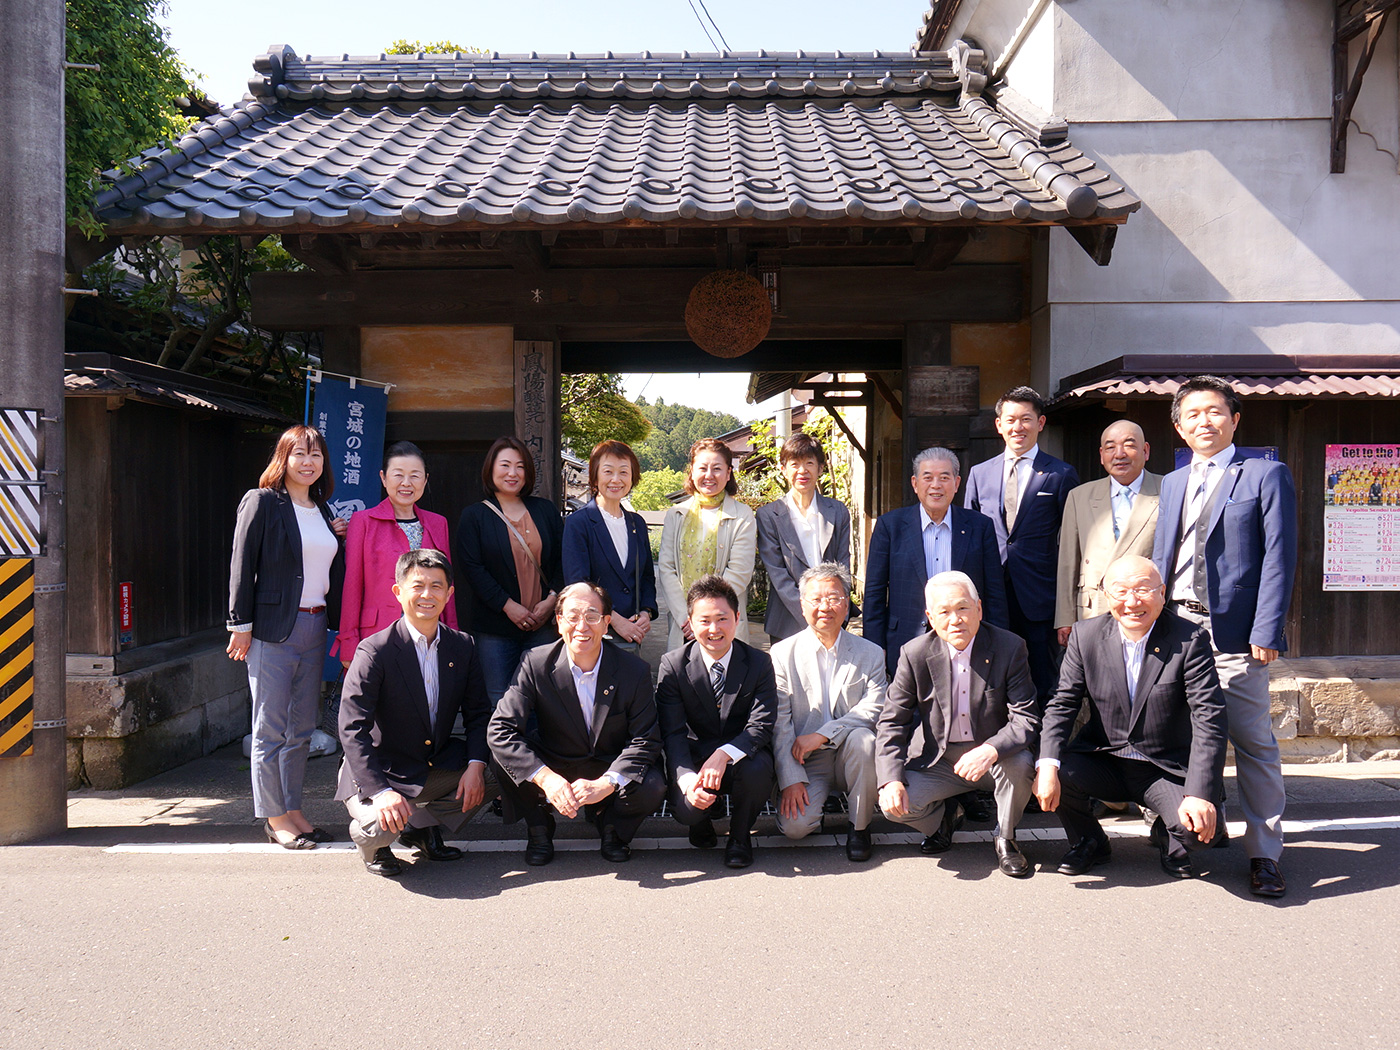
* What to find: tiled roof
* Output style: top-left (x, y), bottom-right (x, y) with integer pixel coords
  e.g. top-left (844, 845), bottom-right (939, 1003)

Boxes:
top-left (94, 45), bottom-right (1138, 234)
top-left (1051, 356), bottom-right (1400, 406)
top-left (64, 354), bottom-right (290, 422)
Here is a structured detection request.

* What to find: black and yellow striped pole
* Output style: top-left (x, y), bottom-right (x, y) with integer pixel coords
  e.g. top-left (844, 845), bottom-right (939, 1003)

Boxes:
top-left (0, 559), bottom-right (35, 758)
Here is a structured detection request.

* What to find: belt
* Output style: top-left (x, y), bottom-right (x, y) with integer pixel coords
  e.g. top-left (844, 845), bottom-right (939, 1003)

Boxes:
top-left (298, 605), bottom-right (326, 614)
top-left (1171, 599), bottom-right (1209, 616)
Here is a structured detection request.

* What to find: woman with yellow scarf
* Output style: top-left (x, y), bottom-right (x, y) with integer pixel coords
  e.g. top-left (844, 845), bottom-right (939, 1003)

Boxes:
top-left (657, 438), bottom-right (757, 649)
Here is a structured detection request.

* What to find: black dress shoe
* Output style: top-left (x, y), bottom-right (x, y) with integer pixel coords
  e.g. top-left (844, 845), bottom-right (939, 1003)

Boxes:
top-left (845, 827), bottom-right (873, 862)
top-left (919, 801), bottom-right (964, 855)
top-left (599, 824), bottom-right (631, 863)
top-left (399, 825), bottom-right (464, 862)
top-left (304, 826), bottom-right (334, 844)
top-left (688, 819), bottom-right (718, 850)
top-left (525, 817), bottom-right (555, 867)
top-left (995, 836), bottom-right (1032, 878)
top-left (1249, 857), bottom-right (1286, 898)
top-left (1056, 835), bottom-right (1111, 875)
top-left (1149, 818), bottom-right (1193, 879)
top-left (364, 847), bottom-right (402, 877)
top-left (960, 791), bottom-right (996, 823)
top-left (724, 833), bottom-right (754, 869)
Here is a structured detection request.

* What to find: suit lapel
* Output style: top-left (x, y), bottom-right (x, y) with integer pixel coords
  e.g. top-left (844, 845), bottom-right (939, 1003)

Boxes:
top-left (816, 496), bottom-right (835, 557)
top-left (968, 630), bottom-right (991, 712)
top-left (687, 644), bottom-right (719, 728)
top-left (905, 508), bottom-right (930, 585)
top-left (949, 506), bottom-right (968, 576)
top-left (773, 502), bottom-right (805, 570)
top-left (1011, 452), bottom-right (1052, 538)
top-left (720, 643), bottom-right (748, 722)
top-left (1116, 475), bottom-right (1157, 554)
top-left (587, 505), bottom-right (628, 578)
top-left (828, 632), bottom-right (856, 714)
top-left (589, 645), bottom-right (617, 746)
top-left (795, 632), bottom-right (821, 722)
top-left (391, 620), bottom-right (434, 736)
top-left (1205, 456), bottom-right (1247, 538)
top-left (1129, 619), bottom-right (1170, 729)
top-left (551, 647), bottom-right (592, 744)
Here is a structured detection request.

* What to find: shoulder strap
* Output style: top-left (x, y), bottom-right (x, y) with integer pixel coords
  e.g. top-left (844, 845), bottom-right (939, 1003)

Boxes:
top-left (482, 500), bottom-right (551, 592)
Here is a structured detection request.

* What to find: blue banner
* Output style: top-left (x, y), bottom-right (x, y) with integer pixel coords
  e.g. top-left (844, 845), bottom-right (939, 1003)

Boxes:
top-left (312, 376), bottom-right (389, 522)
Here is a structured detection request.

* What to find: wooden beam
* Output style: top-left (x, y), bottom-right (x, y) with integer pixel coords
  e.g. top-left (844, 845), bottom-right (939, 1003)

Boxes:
top-left (1066, 224), bottom-right (1119, 266)
top-left (1332, 5), bottom-right (1395, 171)
top-left (814, 397), bottom-right (867, 457)
top-left (871, 372), bottom-right (903, 420)
top-left (281, 233), bottom-right (351, 275)
top-left (252, 264), bottom-right (1025, 328)
top-left (1337, 0), bottom-right (1400, 41)
top-left (912, 228), bottom-right (971, 271)
top-left (500, 231), bottom-right (550, 274)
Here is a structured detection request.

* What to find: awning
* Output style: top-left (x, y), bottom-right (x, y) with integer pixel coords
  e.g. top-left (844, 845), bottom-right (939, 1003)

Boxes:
top-left (65, 353), bottom-right (291, 423)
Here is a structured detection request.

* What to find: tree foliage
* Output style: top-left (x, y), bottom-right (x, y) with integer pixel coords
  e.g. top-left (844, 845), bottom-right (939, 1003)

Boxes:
top-left (634, 397), bottom-right (743, 472)
top-left (630, 468), bottom-right (687, 511)
top-left (560, 374), bottom-right (651, 457)
top-left (385, 39), bottom-right (484, 55)
top-left (66, 0), bottom-right (195, 231)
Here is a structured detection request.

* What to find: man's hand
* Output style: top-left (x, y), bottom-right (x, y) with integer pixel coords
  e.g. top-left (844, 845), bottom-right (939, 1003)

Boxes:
top-left (879, 781), bottom-right (909, 818)
top-left (1057, 626), bottom-right (1072, 647)
top-left (952, 743), bottom-right (998, 783)
top-left (1034, 764), bottom-right (1061, 813)
top-left (791, 733), bottom-right (828, 765)
top-left (1178, 795), bottom-right (1218, 844)
top-left (569, 776), bottom-right (617, 806)
top-left (533, 769), bottom-right (581, 818)
top-left (697, 748), bottom-right (732, 792)
top-left (779, 783), bottom-right (809, 822)
top-left (372, 789), bottom-right (415, 835)
top-left (1251, 645), bottom-right (1279, 665)
top-left (455, 763), bottom-right (486, 812)
top-left (680, 771), bottom-right (716, 810)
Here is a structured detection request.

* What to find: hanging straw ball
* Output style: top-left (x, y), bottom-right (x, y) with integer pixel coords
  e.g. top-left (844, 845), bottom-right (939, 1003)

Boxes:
top-left (684, 269), bottom-right (773, 358)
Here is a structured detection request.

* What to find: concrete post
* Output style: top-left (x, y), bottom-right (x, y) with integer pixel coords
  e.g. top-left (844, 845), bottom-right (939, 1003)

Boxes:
top-left (0, 0), bottom-right (68, 842)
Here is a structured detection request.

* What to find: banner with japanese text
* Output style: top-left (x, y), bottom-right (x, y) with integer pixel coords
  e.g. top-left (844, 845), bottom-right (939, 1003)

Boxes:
top-left (312, 376), bottom-right (388, 523)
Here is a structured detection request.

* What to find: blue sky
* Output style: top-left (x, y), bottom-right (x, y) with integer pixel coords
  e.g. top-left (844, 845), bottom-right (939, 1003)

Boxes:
top-left (160, 0), bottom-right (927, 421)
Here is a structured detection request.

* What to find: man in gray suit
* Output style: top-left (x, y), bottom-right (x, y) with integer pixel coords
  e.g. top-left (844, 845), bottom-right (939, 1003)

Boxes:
top-left (877, 571), bottom-right (1040, 878)
top-left (770, 562), bottom-right (887, 862)
top-left (756, 433), bottom-right (853, 642)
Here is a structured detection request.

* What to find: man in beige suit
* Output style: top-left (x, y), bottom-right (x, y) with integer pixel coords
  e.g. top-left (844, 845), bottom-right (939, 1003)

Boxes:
top-left (1056, 420), bottom-right (1161, 648)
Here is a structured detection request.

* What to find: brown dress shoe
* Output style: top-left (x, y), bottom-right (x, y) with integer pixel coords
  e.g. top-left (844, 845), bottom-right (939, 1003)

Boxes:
top-left (1249, 857), bottom-right (1286, 898)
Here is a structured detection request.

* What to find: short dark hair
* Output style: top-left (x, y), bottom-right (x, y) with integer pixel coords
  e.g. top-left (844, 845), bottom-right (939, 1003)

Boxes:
top-left (995, 386), bottom-right (1046, 419)
top-left (481, 436), bottom-right (537, 496)
top-left (686, 574), bottom-right (739, 616)
top-left (1170, 375), bottom-right (1242, 426)
top-left (778, 432), bottom-right (826, 471)
top-left (683, 438), bottom-right (738, 497)
top-left (555, 580), bottom-right (612, 618)
top-left (395, 547), bottom-right (453, 587)
top-left (383, 440), bottom-right (426, 472)
top-left (588, 440), bottom-right (641, 497)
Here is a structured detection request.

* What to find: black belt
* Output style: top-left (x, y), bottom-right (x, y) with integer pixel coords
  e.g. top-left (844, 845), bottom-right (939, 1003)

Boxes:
top-left (1171, 599), bottom-right (1209, 616)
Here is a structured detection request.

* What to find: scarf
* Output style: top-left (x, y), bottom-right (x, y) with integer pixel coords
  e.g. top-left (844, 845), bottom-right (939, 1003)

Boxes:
top-left (678, 492), bottom-right (726, 595)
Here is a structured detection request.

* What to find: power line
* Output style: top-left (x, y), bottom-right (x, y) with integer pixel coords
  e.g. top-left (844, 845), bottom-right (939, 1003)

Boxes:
top-left (686, 0), bottom-right (721, 52)
top-left (694, 0), bottom-right (732, 51)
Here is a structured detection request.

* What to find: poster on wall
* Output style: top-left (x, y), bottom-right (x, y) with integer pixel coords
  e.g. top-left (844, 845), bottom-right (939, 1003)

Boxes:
top-left (1323, 444), bottom-right (1400, 591)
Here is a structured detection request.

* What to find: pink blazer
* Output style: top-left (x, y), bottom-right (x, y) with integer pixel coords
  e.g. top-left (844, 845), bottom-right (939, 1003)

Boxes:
top-left (333, 499), bottom-right (457, 659)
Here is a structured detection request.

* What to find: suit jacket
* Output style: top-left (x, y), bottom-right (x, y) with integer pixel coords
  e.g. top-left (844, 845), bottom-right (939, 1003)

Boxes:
top-left (335, 618), bottom-right (490, 801)
top-left (964, 449), bottom-right (1080, 621)
top-left (454, 495), bottom-right (564, 640)
top-left (875, 623), bottom-right (1038, 787)
top-left (561, 500), bottom-right (658, 621)
top-left (755, 494), bottom-right (852, 641)
top-left (656, 639), bottom-right (777, 782)
top-left (657, 494), bottom-right (757, 648)
top-left (1054, 472), bottom-right (1162, 629)
top-left (333, 498), bottom-right (456, 659)
top-left (488, 639), bottom-right (661, 785)
top-left (863, 503), bottom-right (1009, 674)
top-left (1041, 610), bottom-right (1227, 802)
top-left (769, 628), bottom-right (886, 790)
top-left (227, 486), bottom-right (344, 643)
top-left (1151, 453), bottom-right (1297, 654)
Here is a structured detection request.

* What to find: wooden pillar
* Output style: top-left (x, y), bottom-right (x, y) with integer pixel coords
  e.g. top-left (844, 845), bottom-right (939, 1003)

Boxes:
top-left (514, 339), bottom-right (561, 504)
top-left (901, 323), bottom-right (979, 489)
top-left (322, 326), bottom-right (361, 377)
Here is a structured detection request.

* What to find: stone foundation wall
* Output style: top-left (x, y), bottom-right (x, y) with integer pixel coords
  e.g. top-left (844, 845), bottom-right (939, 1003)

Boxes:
top-left (1271, 657), bottom-right (1400, 763)
top-left (66, 631), bottom-right (251, 789)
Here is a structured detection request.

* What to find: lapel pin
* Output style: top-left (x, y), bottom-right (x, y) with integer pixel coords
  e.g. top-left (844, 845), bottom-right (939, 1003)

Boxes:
top-left (448, 662), bottom-right (454, 668)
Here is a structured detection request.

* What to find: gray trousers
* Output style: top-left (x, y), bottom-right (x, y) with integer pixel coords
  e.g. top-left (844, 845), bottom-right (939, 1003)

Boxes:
top-left (345, 764), bottom-right (496, 862)
top-left (890, 743), bottom-right (1035, 839)
top-left (1174, 604), bottom-right (1285, 861)
top-left (776, 727), bottom-right (878, 836)
top-left (247, 610), bottom-right (326, 818)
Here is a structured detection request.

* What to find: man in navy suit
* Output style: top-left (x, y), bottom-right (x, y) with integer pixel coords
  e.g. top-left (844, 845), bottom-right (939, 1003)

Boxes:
top-left (1152, 375), bottom-right (1297, 898)
top-left (865, 446), bottom-right (1008, 677)
top-left (964, 387), bottom-right (1079, 704)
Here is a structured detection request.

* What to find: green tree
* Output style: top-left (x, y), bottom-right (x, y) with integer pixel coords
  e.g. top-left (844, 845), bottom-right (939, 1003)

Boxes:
top-left (66, 0), bottom-right (195, 232)
top-left (560, 374), bottom-right (651, 457)
top-left (385, 39), bottom-right (484, 55)
top-left (634, 397), bottom-right (742, 472)
top-left (629, 468), bottom-right (687, 510)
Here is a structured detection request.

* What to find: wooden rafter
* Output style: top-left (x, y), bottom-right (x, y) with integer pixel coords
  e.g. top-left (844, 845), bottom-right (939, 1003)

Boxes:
top-left (1332, 0), bottom-right (1400, 172)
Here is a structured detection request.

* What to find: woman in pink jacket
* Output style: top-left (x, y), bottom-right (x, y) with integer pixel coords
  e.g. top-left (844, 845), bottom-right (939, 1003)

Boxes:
top-left (334, 441), bottom-right (457, 664)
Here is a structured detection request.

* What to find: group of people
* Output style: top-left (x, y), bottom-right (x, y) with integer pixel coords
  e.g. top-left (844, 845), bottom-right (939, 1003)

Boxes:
top-left (227, 375), bottom-right (1298, 899)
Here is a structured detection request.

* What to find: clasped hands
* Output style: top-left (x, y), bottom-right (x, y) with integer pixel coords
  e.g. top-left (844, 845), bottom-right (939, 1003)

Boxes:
top-left (1033, 766), bottom-right (1217, 843)
top-left (610, 610), bottom-right (653, 644)
top-left (532, 768), bottom-right (616, 818)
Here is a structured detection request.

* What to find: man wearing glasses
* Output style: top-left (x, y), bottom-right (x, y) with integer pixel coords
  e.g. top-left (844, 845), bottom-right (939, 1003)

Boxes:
top-left (489, 581), bottom-right (666, 866)
top-left (769, 563), bottom-right (887, 862)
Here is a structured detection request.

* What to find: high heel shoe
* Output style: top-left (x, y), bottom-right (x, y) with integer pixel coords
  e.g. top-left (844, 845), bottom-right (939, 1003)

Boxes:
top-left (265, 821), bottom-right (317, 850)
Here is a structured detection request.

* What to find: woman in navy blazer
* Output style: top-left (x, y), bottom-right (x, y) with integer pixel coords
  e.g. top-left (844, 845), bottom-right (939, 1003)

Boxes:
top-left (562, 440), bottom-right (658, 652)
top-left (455, 436), bottom-right (565, 706)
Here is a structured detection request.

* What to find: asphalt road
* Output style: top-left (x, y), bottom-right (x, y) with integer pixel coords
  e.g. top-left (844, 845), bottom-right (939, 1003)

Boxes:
top-left (3, 817), bottom-right (1399, 1050)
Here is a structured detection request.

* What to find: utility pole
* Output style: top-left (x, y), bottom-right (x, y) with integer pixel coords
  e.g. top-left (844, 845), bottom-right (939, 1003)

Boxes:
top-left (0, 0), bottom-right (68, 843)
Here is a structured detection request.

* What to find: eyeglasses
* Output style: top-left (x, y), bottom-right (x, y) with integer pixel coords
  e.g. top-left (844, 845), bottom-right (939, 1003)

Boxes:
top-left (802, 594), bottom-right (849, 608)
top-left (1106, 585), bottom-right (1161, 601)
top-left (560, 610), bottom-right (605, 626)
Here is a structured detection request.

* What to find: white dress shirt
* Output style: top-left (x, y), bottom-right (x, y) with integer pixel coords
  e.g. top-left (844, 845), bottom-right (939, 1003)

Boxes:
top-left (1171, 443), bottom-right (1236, 602)
top-left (920, 504), bottom-right (953, 579)
top-left (406, 619), bottom-right (441, 725)
top-left (700, 646), bottom-right (747, 764)
top-left (813, 636), bottom-right (839, 723)
top-left (946, 638), bottom-right (975, 743)
top-left (785, 490), bottom-right (824, 569)
top-left (600, 506), bottom-right (631, 566)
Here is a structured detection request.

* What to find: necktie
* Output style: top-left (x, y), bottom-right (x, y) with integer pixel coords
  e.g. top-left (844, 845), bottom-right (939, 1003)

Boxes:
top-left (1185, 462), bottom-right (1210, 531)
top-left (711, 662), bottom-right (725, 708)
top-left (1113, 487), bottom-right (1134, 540)
top-left (1003, 457), bottom-right (1021, 529)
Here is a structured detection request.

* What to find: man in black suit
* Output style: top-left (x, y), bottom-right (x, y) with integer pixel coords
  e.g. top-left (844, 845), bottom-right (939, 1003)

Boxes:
top-left (656, 574), bottom-right (777, 870)
top-left (488, 581), bottom-right (666, 866)
top-left (1036, 555), bottom-right (1227, 880)
top-left (876, 570), bottom-right (1039, 878)
top-left (337, 548), bottom-right (493, 877)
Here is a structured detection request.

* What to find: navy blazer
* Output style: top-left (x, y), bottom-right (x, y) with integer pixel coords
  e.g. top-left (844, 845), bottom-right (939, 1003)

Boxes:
top-left (964, 448), bottom-right (1079, 622)
top-left (227, 486), bottom-right (344, 643)
top-left (1152, 453), bottom-right (1297, 654)
top-left (863, 504), bottom-right (1009, 675)
top-left (454, 495), bottom-right (565, 639)
top-left (335, 618), bottom-right (490, 801)
top-left (561, 501), bottom-right (658, 621)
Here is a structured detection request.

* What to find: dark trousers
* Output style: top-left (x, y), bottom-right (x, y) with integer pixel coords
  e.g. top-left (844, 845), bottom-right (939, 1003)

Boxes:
top-left (1006, 577), bottom-right (1056, 707)
top-left (667, 748), bottom-right (775, 837)
top-left (494, 758), bottom-right (666, 843)
top-left (1057, 751), bottom-right (1221, 861)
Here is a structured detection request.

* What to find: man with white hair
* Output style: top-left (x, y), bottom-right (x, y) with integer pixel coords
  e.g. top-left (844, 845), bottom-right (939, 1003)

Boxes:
top-left (876, 570), bottom-right (1040, 877)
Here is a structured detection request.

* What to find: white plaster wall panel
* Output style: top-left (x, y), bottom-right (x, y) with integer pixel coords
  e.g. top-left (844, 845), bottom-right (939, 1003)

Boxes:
top-left (958, 0), bottom-right (1040, 67)
top-left (1003, 6), bottom-right (1056, 115)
